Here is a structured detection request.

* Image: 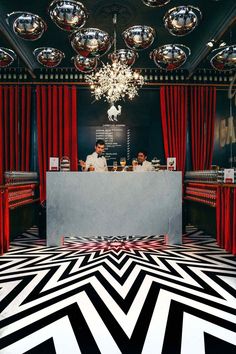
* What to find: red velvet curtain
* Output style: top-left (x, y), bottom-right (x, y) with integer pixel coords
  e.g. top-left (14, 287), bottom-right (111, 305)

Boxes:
top-left (216, 187), bottom-right (236, 255)
top-left (190, 87), bottom-right (216, 170)
top-left (160, 86), bottom-right (188, 172)
top-left (0, 188), bottom-right (9, 255)
top-left (0, 85), bottom-right (31, 184)
top-left (36, 85), bottom-right (78, 202)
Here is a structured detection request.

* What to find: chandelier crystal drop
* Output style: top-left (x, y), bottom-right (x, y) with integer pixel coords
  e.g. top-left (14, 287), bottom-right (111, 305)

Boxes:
top-left (85, 61), bottom-right (144, 104)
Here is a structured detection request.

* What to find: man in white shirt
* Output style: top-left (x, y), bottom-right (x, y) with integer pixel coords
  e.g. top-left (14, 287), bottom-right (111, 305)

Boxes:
top-left (79, 139), bottom-right (108, 172)
top-left (135, 150), bottom-right (153, 172)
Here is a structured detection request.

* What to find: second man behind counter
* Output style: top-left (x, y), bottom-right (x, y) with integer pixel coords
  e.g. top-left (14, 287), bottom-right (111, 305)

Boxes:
top-left (135, 150), bottom-right (154, 172)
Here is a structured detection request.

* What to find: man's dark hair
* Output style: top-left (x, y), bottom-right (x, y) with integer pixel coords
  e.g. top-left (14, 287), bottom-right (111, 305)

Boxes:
top-left (138, 150), bottom-right (148, 157)
top-left (96, 139), bottom-right (105, 146)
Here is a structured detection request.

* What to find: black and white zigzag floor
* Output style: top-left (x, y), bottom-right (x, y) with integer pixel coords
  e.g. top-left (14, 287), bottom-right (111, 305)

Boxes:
top-left (0, 226), bottom-right (236, 354)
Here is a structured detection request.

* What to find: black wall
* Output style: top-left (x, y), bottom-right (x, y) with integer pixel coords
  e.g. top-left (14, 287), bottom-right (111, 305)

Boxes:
top-left (77, 88), bottom-right (165, 165)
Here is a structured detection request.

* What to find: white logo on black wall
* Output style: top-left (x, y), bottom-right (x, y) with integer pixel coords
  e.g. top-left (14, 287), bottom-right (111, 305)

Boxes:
top-left (107, 105), bottom-right (122, 122)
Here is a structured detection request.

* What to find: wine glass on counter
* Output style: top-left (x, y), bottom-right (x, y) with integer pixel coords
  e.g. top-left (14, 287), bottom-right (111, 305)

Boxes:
top-left (120, 157), bottom-right (127, 172)
top-left (132, 158), bottom-right (138, 171)
top-left (113, 161), bottom-right (118, 172)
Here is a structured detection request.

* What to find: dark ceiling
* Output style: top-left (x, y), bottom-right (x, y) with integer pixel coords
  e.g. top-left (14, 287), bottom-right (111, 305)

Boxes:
top-left (0, 0), bottom-right (235, 77)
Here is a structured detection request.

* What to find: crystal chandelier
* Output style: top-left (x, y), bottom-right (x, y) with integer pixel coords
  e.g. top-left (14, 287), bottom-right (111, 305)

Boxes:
top-left (86, 61), bottom-right (144, 103)
top-left (85, 14), bottom-right (144, 104)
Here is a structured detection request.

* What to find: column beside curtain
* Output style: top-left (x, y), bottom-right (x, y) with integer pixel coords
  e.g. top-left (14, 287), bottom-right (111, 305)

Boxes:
top-left (36, 85), bottom-right (78, 202)
top-left (190, 86), bottom-right (216, 170)
top-left (160, 86), bottom-right (188, 172)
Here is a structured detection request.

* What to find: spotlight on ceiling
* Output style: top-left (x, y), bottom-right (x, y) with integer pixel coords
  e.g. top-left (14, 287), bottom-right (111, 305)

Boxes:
top-left (122, 25), bottom-right (155, 50)
top-left (48, 0), bottom-right (88, 31)
top-left (141, 0), bottom-right (171, 7)
top-left (210, 45), bottom-right (236, 71)
top-left (73, 54), bottom-right (98, 72)
top-left (70, 28), bottom-right (112, 58)
top-left (164, 6), bottom-right (202, 36)
top-left (219, 41), bottom-right (227, 47)
top-left (150, 44), bottom-right (191, 70)
top-left (206, 40), bottom-right (215, 47)
top-left (7, 12), bottom-right (47, 40)
top-left (0, 48), bottom-right (16, 67)
top-left (33, 47), bottom-right (65, 67)
top-left (109, 49), bottom-right (138, 66)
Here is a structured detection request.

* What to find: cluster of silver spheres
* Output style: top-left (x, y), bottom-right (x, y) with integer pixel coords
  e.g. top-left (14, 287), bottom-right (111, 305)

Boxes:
top-left (0, 1), bottom-right (234, 73)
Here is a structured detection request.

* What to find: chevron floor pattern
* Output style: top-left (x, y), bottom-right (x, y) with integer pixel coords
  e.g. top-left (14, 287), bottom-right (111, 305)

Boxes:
top-left (0, 226), bottom-right (236, 354)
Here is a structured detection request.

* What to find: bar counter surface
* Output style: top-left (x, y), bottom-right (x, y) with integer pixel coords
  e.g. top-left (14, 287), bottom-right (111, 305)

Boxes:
top-left (46, 171), bottom-right (182, 246)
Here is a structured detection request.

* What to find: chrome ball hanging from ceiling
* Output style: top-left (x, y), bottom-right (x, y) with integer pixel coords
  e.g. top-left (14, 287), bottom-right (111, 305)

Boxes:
top-left (109, 49), bottom-right (138, 66)
top-left (33, 47), bottom-right (65, 67)
top-left (0, 48), bottom-right (16, 67)
top-left (48, 0), bottom-right (88, 31)
top-left (122, 25), bottom-right (155, 50)
top-left (70, 28), bottom-right (112, 57)
top-left (73, 54), bottom-right (98, 72)
top-left (163, 6), bottom-right (202, 36)
top-left (142, 0), bottom-right (171, 7)
top-left (7, 12), bottom-right (47, 40)
top-left (210, 45), bottom-right (236, 71)
top-left (150, 44), bottom-right (191, 70)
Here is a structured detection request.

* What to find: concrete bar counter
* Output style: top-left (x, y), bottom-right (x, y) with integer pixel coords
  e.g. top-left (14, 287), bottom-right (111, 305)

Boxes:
top-left (46, 171), bottom-right (182, 246)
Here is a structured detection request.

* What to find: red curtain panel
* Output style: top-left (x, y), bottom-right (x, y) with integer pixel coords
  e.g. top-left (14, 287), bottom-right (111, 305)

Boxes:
top-left (216, 186), bottom-right (236, 256)
top-left (36, 85), bottom-right (78, 202)
top-left (0, 85), bottom-right (31, 254)
top-left (190, 87), bottom-right (216, 170)
top-left (160, 86), bottom-right (188, 172)
top-left (0, 188), bottom-right (9, 255)
top-left (0, 85), bottom-right (32, 184)
top-left (233, 189), bottom-right (236, 255)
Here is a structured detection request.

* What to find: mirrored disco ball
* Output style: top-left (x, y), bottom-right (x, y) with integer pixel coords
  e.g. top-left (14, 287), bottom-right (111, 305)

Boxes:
top-left (0, 48), bottom-right (16, 67)
top-left (109, 49), bottom-right (138, 66)
top-left (150, 44), bottom-right (190, 70)
top-left (8, 12), bottom-right (47, 40)
top-left (123, 25), bottom-right (155, 50)
top-left (33, 47), bottom-right (65, 67)
top-left (142, 0), bottom-right (171, 7)
top-left (70, 28), bottom-right (112, 57)
top-left (73, 54), bottom-right (98, 72)
top-left (48, 0), bottom-right (88, 31)
top-left (164, 6), bottom-right (202, 36)
top-left (210, 45), bottom-right (236, 71)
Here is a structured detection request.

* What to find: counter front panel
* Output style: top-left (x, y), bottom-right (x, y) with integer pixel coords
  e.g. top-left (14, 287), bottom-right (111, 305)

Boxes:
top-left (47, 172), bottom-right (182, 246)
